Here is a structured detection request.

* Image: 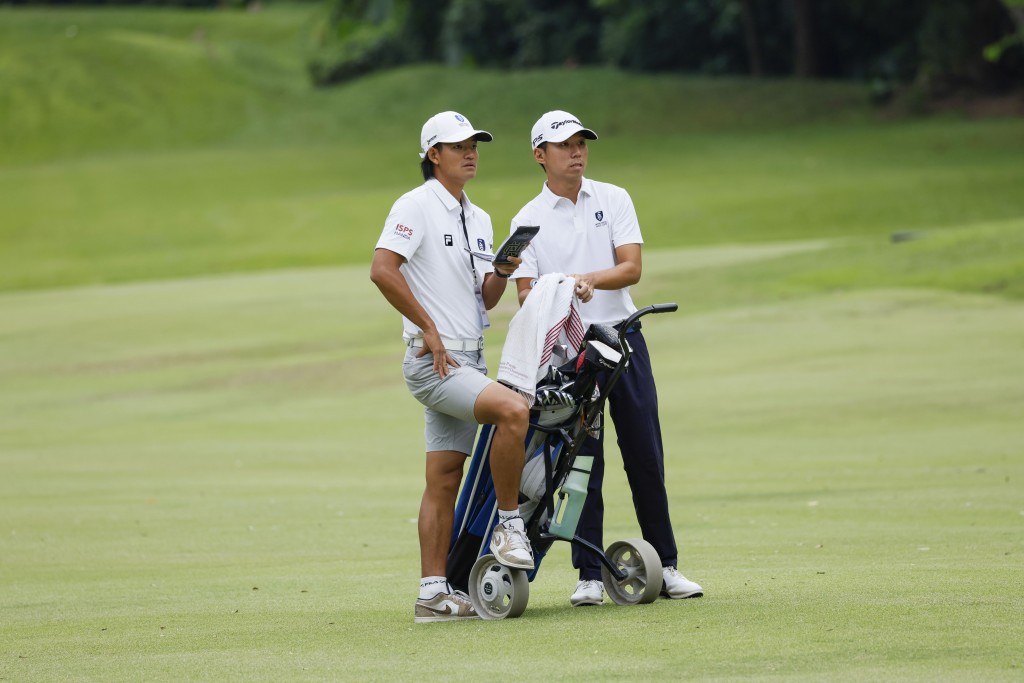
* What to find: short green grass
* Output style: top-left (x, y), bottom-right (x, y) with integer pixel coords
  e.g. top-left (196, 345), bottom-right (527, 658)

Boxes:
top-left (0, 5), bottom-right (312, 161)
top-left (4, 115), bottom-right (1024, 292)
top-left (2, 5), bottom-right (1023, 680)
top-left (640, 217), bottom-right (1024, 311)
top-left (2, 244), bottom-right (1022, 681)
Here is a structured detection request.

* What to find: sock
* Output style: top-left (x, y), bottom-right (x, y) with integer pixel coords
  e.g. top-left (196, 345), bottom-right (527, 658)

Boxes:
top-left (419, 576), bottom-right (449, 600)
top-left (498, 508), bottom-right (524, 531)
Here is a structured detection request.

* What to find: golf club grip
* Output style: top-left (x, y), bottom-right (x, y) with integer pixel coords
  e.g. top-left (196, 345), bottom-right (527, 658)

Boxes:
top-left (650, 303), bottom-right (679, 314)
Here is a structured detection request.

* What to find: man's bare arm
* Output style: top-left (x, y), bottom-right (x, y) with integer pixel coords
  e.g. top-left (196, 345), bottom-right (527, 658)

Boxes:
top-left (369, 248), bottom-right (457, 376)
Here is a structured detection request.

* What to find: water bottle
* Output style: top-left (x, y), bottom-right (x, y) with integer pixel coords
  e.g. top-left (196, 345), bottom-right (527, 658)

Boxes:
top-left (548, 456), bottom-right (593, 541)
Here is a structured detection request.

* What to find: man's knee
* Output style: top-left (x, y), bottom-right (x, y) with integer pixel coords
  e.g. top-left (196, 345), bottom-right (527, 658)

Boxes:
top-left (475, 384), bottom-right (529, 429)
top-left (493, 395), bottom-right (529, 439)
top-left (425, 452), bottom-right (465, 494)
top-left (501, 394), bottom-right (529, 423)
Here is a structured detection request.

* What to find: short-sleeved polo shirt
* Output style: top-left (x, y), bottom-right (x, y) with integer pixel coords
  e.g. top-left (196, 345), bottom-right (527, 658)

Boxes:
top-left (376, 178), bottom-right (495, 341)
top-left (510, 177), bottom-right (643, 327)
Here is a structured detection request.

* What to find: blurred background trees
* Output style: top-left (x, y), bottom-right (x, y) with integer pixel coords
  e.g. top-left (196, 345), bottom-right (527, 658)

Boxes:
top-left (7, 0), bottom-right (1021, 95)
top-left (304, 0), bottom-right (1024, 97)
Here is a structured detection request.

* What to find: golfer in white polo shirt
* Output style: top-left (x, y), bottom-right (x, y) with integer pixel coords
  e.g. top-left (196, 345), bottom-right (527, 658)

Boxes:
top-left (511, 110), bottom-right (704, 607)
top-left (371, 111), bottom-right (534, 623)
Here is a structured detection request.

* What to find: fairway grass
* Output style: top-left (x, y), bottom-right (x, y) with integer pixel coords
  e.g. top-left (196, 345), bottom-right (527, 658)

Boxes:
top-left (2, 244), bottom-right (1022, 681)
top-left (3, 116), bottom-right (1024, 293)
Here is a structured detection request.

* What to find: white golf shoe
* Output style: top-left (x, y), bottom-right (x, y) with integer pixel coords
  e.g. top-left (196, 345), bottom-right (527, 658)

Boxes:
top-left (661, 567), bottom-right (704, 599)
top-left (570, 579), bottom-right (604, 606)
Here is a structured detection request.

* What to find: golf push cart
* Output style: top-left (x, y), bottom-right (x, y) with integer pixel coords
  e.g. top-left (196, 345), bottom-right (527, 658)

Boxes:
top-left (447, 303), bottom-right (678, 619)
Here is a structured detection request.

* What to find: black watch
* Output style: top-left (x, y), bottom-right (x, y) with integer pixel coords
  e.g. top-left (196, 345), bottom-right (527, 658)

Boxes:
top-left (493, 271), bottom-right (511, 279)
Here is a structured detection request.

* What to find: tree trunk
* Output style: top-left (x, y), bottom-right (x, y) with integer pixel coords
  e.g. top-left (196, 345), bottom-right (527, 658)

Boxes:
top-left (741, 0), bottom-right (764, 77)
top-left (791, 0), bottom-right (817, 78)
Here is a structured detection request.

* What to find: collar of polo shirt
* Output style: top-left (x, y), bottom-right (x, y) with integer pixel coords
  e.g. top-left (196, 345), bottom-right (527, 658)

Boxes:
top-left (542, 177), bottom-right (594, 207)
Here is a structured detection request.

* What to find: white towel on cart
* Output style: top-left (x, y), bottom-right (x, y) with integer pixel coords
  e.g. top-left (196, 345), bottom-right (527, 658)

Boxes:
top-left (497, 273), bottom-right (586, 406)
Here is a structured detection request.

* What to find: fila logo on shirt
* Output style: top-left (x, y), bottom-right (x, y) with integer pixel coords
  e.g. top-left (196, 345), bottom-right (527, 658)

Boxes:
top-left (594, 210), bottom-right (608, 228)
top-left (444, 234), bottom-right (453, 246)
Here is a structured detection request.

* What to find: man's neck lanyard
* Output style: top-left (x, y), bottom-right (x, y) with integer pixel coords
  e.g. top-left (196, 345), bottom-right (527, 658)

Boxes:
top-left (460, 204), bottom-right (490, 331)
top-left (460, 206), bottom-right (480, 292)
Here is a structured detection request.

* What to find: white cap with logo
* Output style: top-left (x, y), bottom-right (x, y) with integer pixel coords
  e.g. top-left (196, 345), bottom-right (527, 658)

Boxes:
top-left (420, 111), bottom-right (493, 158)
top-left (530, 110), bottom-right (598, 149)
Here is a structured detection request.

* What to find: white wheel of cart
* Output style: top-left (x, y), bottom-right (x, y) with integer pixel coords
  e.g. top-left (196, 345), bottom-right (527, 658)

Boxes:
top-left (601, 538), bottom-right (663, 605)
top-left (468, 554), bottom-right (530, 619)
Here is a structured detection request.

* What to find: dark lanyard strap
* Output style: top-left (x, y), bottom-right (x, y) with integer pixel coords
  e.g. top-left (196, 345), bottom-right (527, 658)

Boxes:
top-left (460, 206), bottom-right (480, 289)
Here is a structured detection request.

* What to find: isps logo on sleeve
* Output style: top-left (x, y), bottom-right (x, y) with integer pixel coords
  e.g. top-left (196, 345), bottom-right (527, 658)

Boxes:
top-left (393, 223), bottom-right (413, 239)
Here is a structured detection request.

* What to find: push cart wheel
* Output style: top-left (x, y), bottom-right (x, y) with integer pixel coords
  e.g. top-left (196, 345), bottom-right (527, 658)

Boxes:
top-left (468, 554), bottom-right (530, 619)
top-left (601, 538), bottom-right (663, 605)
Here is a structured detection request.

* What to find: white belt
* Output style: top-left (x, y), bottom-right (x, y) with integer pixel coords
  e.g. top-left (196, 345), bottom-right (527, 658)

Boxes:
top-left (407, 336), bottom-right (484, 352)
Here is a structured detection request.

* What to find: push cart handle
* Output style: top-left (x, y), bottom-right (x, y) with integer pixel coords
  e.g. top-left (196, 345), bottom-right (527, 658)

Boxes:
top-left (617, 303), bottom-right (678, 351)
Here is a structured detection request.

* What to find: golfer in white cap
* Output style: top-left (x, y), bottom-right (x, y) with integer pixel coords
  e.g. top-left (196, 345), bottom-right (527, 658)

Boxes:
top-left (371, 111), bottom-right (534, 623)
top-left (510, 110), bottom-right (704, 607)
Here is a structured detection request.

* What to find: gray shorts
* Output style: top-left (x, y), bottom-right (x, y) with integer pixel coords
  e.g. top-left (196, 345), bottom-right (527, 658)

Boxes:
top-left (403, 348), bottom-right (492, 454)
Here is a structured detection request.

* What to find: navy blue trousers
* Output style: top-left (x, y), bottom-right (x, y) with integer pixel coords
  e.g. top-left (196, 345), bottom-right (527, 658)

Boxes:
top-left (572, 329), bottom-right (679, 580)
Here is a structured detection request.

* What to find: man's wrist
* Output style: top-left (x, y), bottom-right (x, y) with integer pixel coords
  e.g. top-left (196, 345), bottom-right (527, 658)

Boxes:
top-left (493, 270), bottom-right (511, 279)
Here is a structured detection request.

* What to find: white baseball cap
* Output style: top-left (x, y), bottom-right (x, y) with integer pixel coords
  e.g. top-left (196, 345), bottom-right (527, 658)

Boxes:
top-left (530, 110), bottom-right (598, 149)
top-left (420, 111), bottom-right (493, 158)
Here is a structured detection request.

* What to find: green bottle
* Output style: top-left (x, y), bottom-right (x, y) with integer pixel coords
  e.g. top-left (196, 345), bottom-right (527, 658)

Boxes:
top-left (548, 456), bottom-right (594, 541)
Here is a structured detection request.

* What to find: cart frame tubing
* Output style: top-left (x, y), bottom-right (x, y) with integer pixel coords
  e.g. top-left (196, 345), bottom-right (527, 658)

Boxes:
top-left (528, 303), bottom-right (678, 583)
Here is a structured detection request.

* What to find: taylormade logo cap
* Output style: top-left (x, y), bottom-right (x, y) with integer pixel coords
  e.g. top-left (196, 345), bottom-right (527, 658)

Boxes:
top-left (420, 111), bottom-right (493, 158)
top-left (530, 110), bottom-right (598, 149)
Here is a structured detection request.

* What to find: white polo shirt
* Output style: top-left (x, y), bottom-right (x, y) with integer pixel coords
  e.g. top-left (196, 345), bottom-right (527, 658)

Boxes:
top-left (376, 178), bottom-right (495, 341)
top-left (510, 177), bottom-right (643, 327)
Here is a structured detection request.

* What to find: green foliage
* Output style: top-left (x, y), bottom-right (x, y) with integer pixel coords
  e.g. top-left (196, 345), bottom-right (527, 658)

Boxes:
top-left (306, 0), bottom-right (409, 84)
top-left (307, 21), bottom-right (403, 83)
top-left (984, 0), bottom-right (1024, 63)
top-left (917, 0), bottom-right (977, 91)
top-left (307, 0), bottom-right (448, 84)
top-left (984, 33), bottom-right (1023, 62)
top-left (598, 0), bottom-right (747, 73)
top-left (310, 0), bottom-right (1024, 90)
top-left (442, 0), bottom-right (601, 68)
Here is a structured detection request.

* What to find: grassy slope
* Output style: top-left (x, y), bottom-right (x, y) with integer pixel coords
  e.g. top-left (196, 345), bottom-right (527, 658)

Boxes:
top-left (2, 7), bottom-right (1024, 292)
top-left (639, 218), bottom-right (1024, 310)
top-left (0, 5), bottom-right (312, 161)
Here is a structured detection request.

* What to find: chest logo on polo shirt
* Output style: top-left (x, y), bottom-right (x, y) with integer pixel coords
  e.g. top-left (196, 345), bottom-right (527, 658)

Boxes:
top-left (594, 210), bottom-right (608, 228)
top-left (595, 211), bottom-right (603, 221)
top-left (444, 234), bottom-right (453, 246)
